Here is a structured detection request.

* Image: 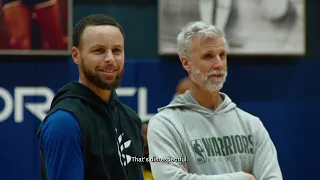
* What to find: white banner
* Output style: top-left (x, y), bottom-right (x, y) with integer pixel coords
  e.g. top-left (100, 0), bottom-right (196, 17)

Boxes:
top-left (158, 0), bottom-right (306, 55)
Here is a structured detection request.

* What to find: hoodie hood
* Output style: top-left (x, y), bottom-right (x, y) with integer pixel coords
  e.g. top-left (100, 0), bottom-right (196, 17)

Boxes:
top-left (51, 81), bottom-right (119, 110)
top-left (158, 90), bottom-right (237, 115)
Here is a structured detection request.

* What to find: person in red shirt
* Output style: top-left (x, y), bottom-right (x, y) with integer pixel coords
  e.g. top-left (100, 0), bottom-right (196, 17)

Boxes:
top-left (2, 0), bottom-right (67, 50)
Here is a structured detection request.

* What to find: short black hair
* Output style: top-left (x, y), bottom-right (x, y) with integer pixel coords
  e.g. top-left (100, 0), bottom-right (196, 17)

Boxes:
top-left (72, 14), bottom-right (125, 48)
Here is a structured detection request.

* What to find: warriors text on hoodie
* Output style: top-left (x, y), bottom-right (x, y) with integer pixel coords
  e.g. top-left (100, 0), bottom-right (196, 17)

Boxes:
top-left (37, 82), bottom-right (144, 180)
top-left (147, 90), bottom-right (282, 180)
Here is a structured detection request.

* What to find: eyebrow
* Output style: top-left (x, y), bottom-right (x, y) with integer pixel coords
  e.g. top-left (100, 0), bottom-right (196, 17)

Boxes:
top-left (202, 48), bottom-right (225, 54)
top-left (113, 44), bottom-right (124, 49)
top-left (90, 44), bottom-right (124, 49)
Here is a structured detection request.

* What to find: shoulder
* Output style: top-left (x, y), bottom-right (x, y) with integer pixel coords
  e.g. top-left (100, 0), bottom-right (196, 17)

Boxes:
top-left (51, 98), bottom-right (85, 112)
top-left (150, 106), bottom-right (182, 124)
top-left (43, 110), bottom-right (80, 130)
top-left (147, 110), bottom-right (185, 145)
top-left (120, 102), bottom-right (139, 116)
top-left (148, 108), bottom-right (183, 134)
top-left (235, 107), bottom-right (265, 130)
top-left (118, 102), bottom-right (142, 122)
top-left (39, 110), bottom-right (82, 146)
top-left (236, 107), bottom-right (260, 121)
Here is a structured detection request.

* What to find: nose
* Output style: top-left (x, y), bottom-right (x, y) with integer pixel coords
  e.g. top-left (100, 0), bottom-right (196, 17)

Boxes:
top-left (212, 55), bottom-right (224, 69)
top-left (104, 50), bottom-right (115, 64)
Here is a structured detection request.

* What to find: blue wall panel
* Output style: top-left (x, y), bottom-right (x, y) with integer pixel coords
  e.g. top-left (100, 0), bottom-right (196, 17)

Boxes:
top-left (0, 58), bottom-right (319, 179)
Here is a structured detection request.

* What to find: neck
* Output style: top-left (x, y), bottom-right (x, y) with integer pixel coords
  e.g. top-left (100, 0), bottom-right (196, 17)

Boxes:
top-left (189, 82), bottom-right (222, 109)
top-left (79, 77), bottom-right (111, 102)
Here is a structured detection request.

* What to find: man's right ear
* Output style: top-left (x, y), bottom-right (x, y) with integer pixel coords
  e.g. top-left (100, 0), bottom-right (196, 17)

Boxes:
top-left (180, 56), bottom-right (191, 73)
top-left (71, 46), bottom-right (81, 65)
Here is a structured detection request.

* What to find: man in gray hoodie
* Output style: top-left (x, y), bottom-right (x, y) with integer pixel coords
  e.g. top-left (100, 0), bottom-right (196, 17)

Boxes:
top-left (147, 21), bottom-right (282, 180)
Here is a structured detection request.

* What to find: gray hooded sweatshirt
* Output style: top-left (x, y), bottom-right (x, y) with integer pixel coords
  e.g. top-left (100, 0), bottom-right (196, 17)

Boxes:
top-left (147, 91), bottom-right (282, 180)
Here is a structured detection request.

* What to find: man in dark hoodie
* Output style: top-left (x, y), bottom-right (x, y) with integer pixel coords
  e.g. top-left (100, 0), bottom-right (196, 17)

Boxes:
top-left (37, 14), bottom-right (144, 180)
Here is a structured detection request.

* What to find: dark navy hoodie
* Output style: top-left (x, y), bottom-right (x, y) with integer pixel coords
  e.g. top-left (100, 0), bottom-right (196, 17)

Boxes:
top-left (37, 82), bottom-right (144, 180)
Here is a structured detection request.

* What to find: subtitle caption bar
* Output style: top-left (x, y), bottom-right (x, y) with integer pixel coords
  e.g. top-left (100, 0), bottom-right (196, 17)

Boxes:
top-left (132, 156), bottom-right (188, 163)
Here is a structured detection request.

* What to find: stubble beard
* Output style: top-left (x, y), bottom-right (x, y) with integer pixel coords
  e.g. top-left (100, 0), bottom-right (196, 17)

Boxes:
top-left (190, 65), bottom-right (227, 93)
top-left (82, 60), bottom-right (124, 90)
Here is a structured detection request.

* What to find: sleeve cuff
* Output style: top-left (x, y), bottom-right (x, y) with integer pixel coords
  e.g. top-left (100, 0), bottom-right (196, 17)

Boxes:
top-left (229, 171), bottom-right (248, 180)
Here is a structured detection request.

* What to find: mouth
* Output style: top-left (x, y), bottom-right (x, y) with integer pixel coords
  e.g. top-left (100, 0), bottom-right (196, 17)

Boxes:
top-left (210, 74), bottom-right (223, 78)
top-left (99, 69), bottom-right (117, 75)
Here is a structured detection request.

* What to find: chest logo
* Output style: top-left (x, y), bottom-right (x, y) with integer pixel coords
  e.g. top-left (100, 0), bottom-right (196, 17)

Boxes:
top-left (116, 129), bottom-right (132, 166)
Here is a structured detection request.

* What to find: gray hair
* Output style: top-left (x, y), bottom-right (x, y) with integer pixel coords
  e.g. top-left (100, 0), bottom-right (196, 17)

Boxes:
top-left (176, 21), bottom-right (226, 57)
